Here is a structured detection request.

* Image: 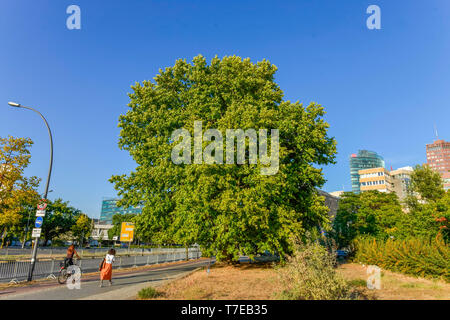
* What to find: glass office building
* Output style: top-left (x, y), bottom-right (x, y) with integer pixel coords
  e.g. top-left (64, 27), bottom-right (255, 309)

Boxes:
top-left (349, 150), bottom-right (385, 193)
top-left (99, 198), bottom-right (144, 224)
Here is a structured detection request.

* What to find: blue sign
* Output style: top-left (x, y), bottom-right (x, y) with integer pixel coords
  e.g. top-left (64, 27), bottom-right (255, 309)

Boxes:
top-left (35, 217), bottom-right (43, 228)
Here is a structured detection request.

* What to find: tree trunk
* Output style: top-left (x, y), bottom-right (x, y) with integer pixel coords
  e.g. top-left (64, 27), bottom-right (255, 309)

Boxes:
top-left (22, 230), bottom-right (27, 248)
top-left (185, 246), bottom-right (189, 261)
top-left (1, 229), bottom-right (7, 249)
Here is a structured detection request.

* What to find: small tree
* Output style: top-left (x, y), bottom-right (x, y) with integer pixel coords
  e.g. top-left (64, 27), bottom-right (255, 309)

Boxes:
top-left (409, 164), bottom-right (445, 203)
top-left (403, 165), bottom-right (448, 241)
top-left (331, 191), bottom-right (404, 247)
top-left (71, 214), bottom-right (92, 246)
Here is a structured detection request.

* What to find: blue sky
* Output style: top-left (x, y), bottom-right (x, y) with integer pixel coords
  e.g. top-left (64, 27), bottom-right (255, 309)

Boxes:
top-left (1, 0), bottom-right (449, 218)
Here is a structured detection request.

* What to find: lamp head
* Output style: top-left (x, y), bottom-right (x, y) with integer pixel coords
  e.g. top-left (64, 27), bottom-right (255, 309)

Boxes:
top-left (8, 102), bottom-right (21, 107)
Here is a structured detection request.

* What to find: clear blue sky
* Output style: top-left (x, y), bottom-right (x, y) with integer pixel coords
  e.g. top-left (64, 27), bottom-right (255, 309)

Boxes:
top-left (1, 1), bottom-right (449, 218)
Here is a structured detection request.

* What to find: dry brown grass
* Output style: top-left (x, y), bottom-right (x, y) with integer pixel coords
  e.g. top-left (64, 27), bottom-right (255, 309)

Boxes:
top-left (337, 263), bottom-right (450, 300)
top-left (154, 263), bottom-right (280, 300)
top-left (146, 262), bottom-right (450, 300)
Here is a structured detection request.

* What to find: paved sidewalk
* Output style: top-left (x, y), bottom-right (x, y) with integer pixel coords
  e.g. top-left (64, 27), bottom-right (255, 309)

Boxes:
top-left (0, 259), bottom-right (210, 300)
top-left (82, 268), bottom-right (198, 300)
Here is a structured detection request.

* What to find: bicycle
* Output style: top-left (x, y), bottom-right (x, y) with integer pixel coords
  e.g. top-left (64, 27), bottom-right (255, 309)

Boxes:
top-left (58, 258), bottom-right (82, 285)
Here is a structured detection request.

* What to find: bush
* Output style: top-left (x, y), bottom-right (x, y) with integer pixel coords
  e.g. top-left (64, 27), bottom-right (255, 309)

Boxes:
top-left (138, 287), bottom-right (162, 299)
top-left (353, 236), bottom-right (450, 282)
top-left (277, 241), bottom-right (353, 300)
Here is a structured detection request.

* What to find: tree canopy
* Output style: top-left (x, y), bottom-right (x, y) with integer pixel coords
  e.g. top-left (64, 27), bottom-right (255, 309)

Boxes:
top-left (409, 164), bottom-right (445, 203)
top-left (71, 213), bottom-right (92, 246)
top-left (111, 55), bottom-right (337, 261)
top-left (332, 164), bottom-right (449, 247)
top-left (331, 191), bottom-right (404, 247)
top-left (41, 198), bottom-right (82, 246)
top-left (0, 136), bottom-right (40, 247)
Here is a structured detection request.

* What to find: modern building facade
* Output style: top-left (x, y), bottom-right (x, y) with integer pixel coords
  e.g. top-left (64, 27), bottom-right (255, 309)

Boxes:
top-left (390, 166), bottom-right (414, 200)
top-left (350, 150), bottom-right (385, 193)
top-left (99, 198), bottom-right (144, 224)
top-left (91, 223), bottom-right (114, 241)
top-left (426, 139), bottom-right (450, 191)
top-left (359, 166), bottom-right (413, 200)
top-left (359, 167), bottom-right (394, 193)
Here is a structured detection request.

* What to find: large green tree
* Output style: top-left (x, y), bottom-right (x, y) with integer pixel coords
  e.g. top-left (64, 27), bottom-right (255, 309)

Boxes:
top-left (111, 55), bottom-right (337, 261)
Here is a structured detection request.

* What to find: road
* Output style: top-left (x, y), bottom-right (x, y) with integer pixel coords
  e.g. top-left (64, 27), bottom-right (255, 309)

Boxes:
top-left (0, 259), bottom-right (212, 300)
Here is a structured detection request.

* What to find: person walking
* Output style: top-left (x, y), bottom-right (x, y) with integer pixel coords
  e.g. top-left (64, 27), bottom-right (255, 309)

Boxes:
top-left (99, 248), bottom-right (116, 287)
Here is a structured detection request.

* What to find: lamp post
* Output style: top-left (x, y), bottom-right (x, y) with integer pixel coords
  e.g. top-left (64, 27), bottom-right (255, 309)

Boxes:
top-left (8, 101), bottom-right (53, 281)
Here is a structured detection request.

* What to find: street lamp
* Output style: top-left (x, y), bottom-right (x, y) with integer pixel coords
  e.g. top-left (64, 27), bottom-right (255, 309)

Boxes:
top-left (8, 101), bottom-right (54, 281)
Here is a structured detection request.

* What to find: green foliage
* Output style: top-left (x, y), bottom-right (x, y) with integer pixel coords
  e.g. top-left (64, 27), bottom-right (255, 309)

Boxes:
top-left (353, 236), bottom-right (450, 282)
top-left (277, 241), bottom-right (353, 300)
top-left (331, 191), bottom-right (404, 247)
top-left (111, 55), bottom-right (336, 262)
top-left (396, 199), bottom-right (449, 241)
top-left (0, 136), bottom-right (41, 247)
top-left (41, 199), bottom-right (82, 245)
top-left (138, 286), bottom-right (161, 299)
top-left (409, 164), bottom-right (445, 203)
top-left (347, 279), bottom-right (367, 287)
top-left (108, 213), bottom-right (137, 240)
top-left (403, 165), bottom-right (449, 241)
top-left (332, 188), bottom-right (449, 248)
top-left (71, 213), bottom-right (92, 246)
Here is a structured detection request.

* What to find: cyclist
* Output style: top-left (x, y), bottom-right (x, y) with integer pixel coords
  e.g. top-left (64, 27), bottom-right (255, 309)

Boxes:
top-left (64, 244), bottom-right (80, 268)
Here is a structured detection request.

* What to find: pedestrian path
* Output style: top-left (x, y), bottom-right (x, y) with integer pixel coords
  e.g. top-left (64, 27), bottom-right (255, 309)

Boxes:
top-left (0, 259), bottom-right (208, 300)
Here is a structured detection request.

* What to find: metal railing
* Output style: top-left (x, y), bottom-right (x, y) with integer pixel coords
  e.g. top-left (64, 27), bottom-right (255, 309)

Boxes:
top-left (0, 248), bottom-right (201, 283)
top-left (0, 247), bottom-right (190, 258)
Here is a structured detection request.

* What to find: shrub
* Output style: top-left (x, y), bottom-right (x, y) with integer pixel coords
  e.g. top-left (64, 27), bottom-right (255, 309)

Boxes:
top-left (138, 286), bottom-right (161, 299)
top-left (353, 236), bottom-right (450, 282)
top-left (277, 241), bottom-right (353, 300)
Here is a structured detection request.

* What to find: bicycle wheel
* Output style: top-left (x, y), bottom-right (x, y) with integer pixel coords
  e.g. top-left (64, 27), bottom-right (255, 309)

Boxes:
top-left (57, 269), bottom-right (68, 284)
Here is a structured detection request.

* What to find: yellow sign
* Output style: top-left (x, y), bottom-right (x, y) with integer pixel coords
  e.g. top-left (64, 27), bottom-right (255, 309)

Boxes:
top-left (120, 222), bottom-right (135, 242)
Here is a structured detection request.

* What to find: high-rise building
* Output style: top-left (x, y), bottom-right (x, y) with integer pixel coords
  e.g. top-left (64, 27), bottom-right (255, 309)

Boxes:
top-left (426, 139), bottom-right (450, 191)
top-left (99, 198), bottom-right (144, 224)
top-left (350, 150), bottom-right (385, 193)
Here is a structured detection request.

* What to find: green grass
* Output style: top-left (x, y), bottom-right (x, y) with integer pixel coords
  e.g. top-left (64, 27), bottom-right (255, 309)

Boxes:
top-left (138, 287), bottom-right (162, 299)
top-left (347, 279), bottom-right (367, 287)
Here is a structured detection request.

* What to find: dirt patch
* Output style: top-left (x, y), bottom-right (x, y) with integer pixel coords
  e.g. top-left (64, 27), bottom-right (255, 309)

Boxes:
top-left (153, 263), bottom-right (280, 300)
top-left (337, 263), bottom-right (450, 300)
top-left (145, 262), bottom-right (450, 300)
